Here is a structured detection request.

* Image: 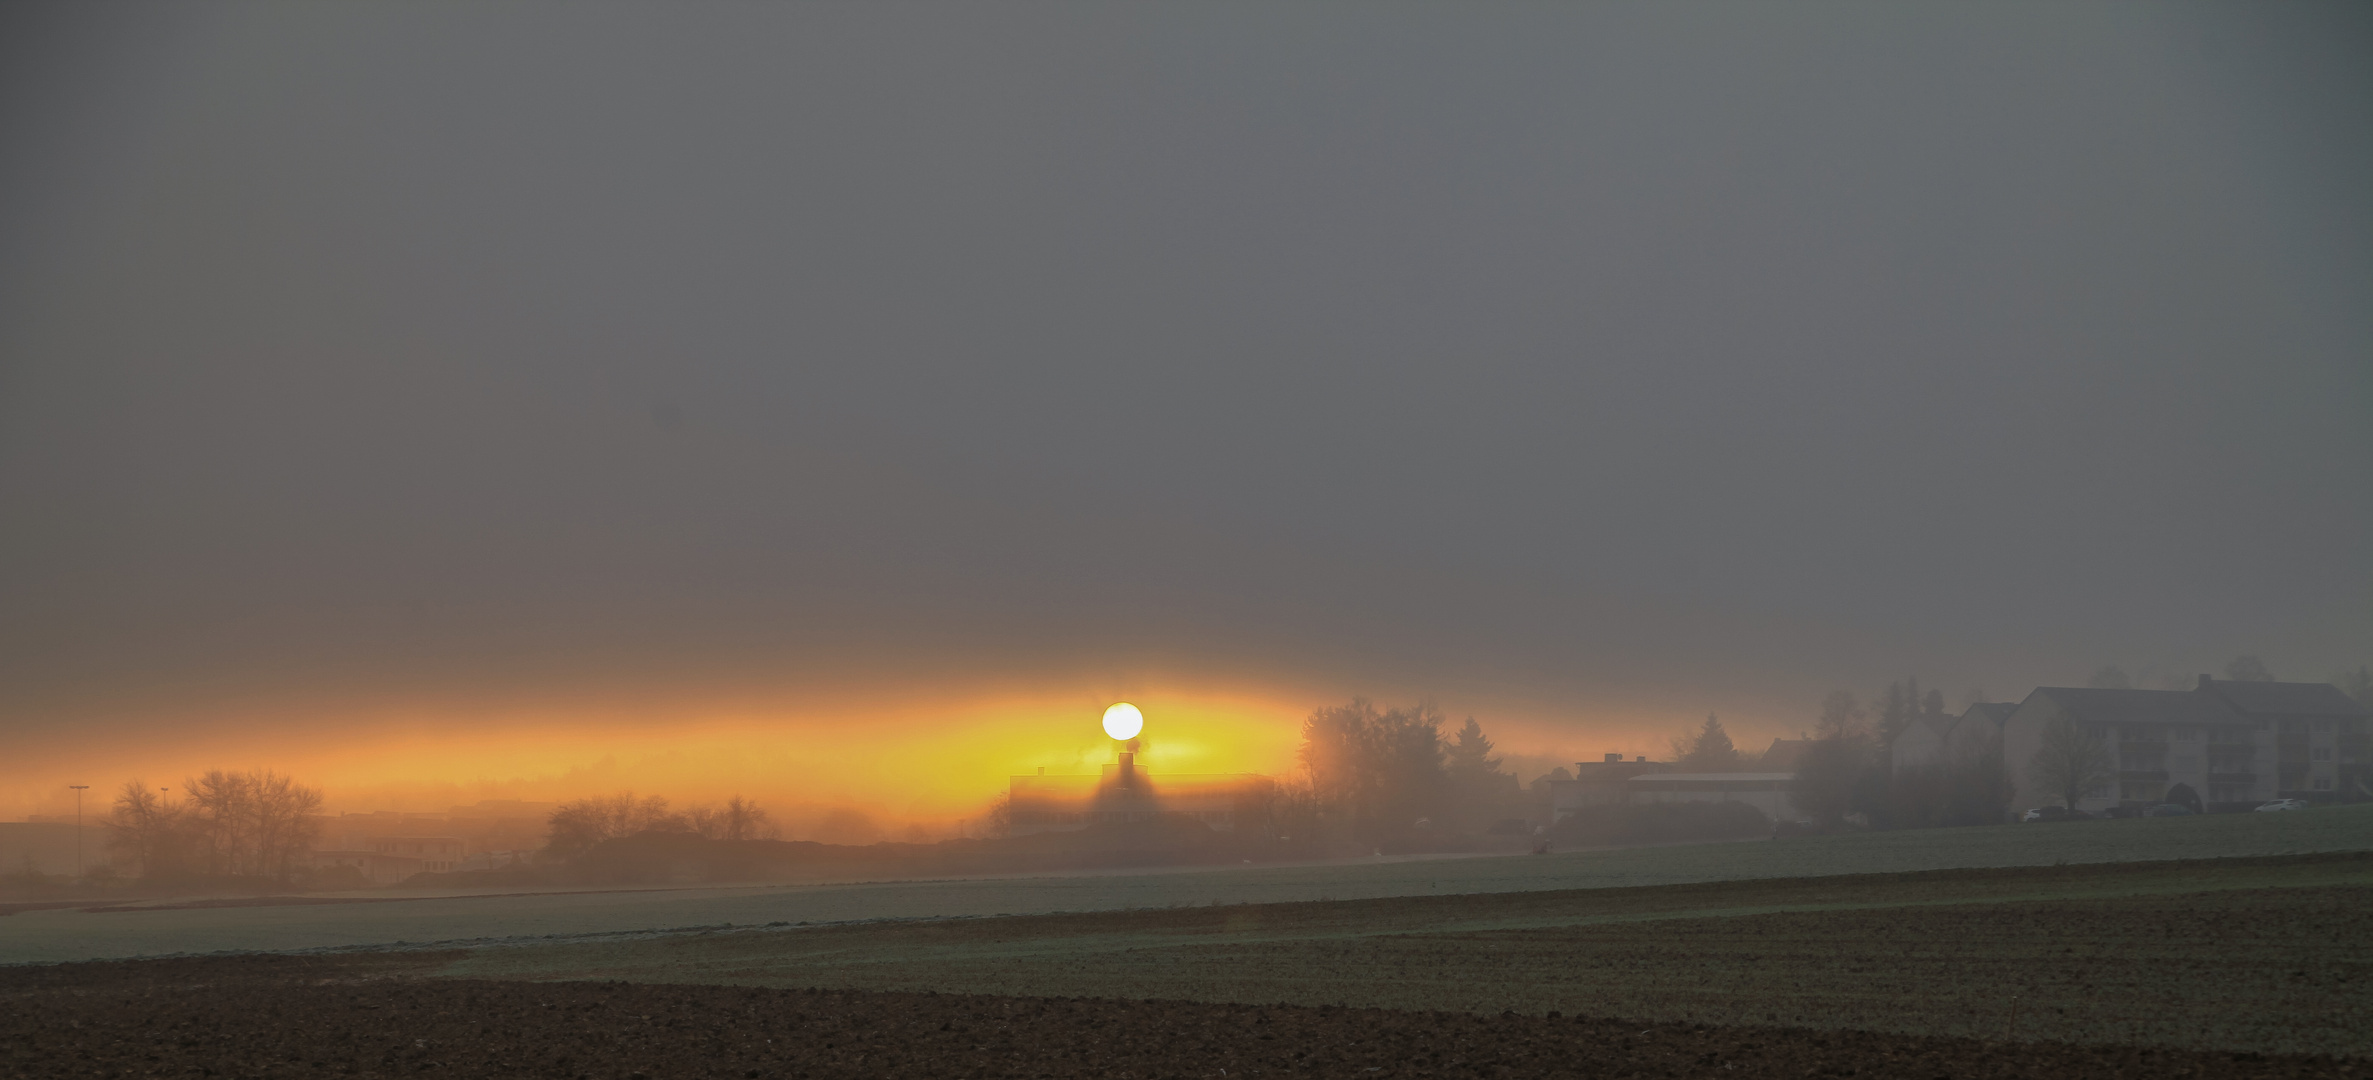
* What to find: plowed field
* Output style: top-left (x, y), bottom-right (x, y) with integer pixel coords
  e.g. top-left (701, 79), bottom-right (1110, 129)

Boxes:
top-left (446, 854), bottom-right (2373, 1057)
top-left (3, 953), bottom-right (2363, 1080)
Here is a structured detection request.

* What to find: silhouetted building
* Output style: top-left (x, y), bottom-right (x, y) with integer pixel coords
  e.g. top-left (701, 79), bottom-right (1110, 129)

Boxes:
top-left (1757, 738), bottom-right (1815, 772)
top-left (1007, 753), bottom-right (1267, 836)
top-left (1623, 772), bottom-right (1798, 820)
top-left (1545, 752), bottom-right (1669, 819)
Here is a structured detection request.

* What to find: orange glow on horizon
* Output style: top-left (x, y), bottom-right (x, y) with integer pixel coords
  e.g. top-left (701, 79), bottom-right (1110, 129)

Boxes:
top-left (3, 680), bottom-right (1730, 829)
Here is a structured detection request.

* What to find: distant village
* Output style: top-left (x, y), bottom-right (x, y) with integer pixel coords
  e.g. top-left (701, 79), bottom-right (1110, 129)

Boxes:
top-left (5, 666), bottom-right (2366, 887)
top-left (1006, 669), bottom-right (2369, 844)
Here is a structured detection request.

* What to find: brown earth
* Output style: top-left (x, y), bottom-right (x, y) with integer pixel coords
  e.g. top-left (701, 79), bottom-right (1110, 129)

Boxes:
top-left (442, 857), bottom-right (2373, 1057)
top-left (1, 952), bottom-right (2365, 1080)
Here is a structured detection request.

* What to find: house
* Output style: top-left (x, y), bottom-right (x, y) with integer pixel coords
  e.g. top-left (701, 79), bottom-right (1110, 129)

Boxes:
top-left (1007, 753), bottom-right (1266, 836)
top-left (1998, 675), bottom-right (2367, 814)
top-left (1758, 739), bottom-right (1815, 772)
top-left (1888, 713), bottom-right (1958, 774)
top-left (1545, 753), bottom-right (1670, 821)
top-left (1944, 702), bottom-right (2017, 765)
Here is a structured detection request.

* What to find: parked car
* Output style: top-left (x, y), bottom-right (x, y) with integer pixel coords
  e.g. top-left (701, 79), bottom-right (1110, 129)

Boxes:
top-left (2022, 806), bottom-right (2091, 822)
top-left (2255, 798), bottom-right (2310, 812)
top-left (2097, 805), bottom-right (2141, 819)
top-left (2144, 803), bottom-right (2193, 817)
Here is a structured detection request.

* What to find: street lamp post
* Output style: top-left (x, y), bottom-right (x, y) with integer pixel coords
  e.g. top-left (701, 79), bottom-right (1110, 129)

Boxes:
top-left (67, 785), bottom-right (90, 879)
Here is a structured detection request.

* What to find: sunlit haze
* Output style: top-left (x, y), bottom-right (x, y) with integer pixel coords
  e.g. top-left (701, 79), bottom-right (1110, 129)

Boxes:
top-left (2, 3), bottom-right (2367, 831)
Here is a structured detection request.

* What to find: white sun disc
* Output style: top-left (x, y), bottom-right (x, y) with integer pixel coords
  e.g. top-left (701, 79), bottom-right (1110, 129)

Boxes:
top-left (1102, 702), bottom-right (1144, 741)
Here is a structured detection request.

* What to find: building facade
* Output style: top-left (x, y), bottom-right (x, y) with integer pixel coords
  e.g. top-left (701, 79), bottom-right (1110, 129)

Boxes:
top-left (1998, 676), bottom-right (2366, 814)
top-left (1547, 752), bottom-right (1799, 823)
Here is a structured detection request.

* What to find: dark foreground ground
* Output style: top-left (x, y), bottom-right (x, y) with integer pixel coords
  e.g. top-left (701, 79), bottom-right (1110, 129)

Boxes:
top-left (3, 952), bottom-right (2364, 1080)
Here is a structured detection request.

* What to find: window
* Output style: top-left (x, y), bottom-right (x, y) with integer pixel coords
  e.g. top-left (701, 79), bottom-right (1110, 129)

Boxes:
top-left (2313, 778), bottom-right (2332, 790)
top-left (2173, 728), bottom-right (2197, 742)
top-left (2312, 748), bottom-right (2332, 761)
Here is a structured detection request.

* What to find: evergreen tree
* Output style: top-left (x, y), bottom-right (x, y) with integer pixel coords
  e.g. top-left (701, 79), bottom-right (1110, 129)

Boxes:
top-left (1677, 714), bottom-right (1741, 771)
top-left (1444, 718), bottom-right (1502, 781)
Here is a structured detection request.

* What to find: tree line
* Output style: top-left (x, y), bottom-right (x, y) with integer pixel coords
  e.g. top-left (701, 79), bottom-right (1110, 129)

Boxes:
top-left (106, 770), bottom-right (324, 881)
top-left (542, 792), bottom-right (777, 860)
top-left (1284, 698), bottom-right (1526, 849)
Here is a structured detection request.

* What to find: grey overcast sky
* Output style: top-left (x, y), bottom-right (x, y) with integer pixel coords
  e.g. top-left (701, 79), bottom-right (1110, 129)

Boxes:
top-left (1, 2), bottom-right (2368, 787)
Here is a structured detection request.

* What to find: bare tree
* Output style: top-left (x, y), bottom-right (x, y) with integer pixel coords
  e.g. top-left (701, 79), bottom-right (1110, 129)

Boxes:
top-left (679, 796), bottom-right (773, 841)
top-left (1816, 690), bottom-right (1866, 740)
top-left (2028, 715), bottom-right (2113, 810)
top-left (2088, 665), bottom-right (2132, 690)
top-left (719, 795), bottom-right (772, 841)
top-left (544, 793), bottom-right (675, 860)
top-left (106, 781), bottom-right (194, 878)
top-left (110, 771), bottom-right (319, 880)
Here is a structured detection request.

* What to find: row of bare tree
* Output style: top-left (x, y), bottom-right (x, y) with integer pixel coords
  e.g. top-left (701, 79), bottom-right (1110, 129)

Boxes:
top-left (542, 793), bottom-right (775, 860)
top-left (108, 770), bottom-right (324, 880)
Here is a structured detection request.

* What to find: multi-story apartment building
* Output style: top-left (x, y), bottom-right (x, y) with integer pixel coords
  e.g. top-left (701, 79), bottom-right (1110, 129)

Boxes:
top-left (1997, 675), bottom-right (2366, 814)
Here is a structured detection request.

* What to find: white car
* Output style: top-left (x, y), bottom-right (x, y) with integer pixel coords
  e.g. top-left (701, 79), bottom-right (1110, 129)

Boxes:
top-left (2254, 799), bottom-right (2310, 812)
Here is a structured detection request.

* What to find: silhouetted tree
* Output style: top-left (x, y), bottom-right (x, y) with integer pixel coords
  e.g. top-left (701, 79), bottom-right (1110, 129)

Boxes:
top-left (1443, 717), bottom-right (1517, 826)
top-left (1885, 755), bottom-right (2013, 828)
top-left (2224, 655), bottom-right (2275, 682)
top-left (2088, 665), bottom-right (2132, 690)
top-left (684, 795), bottom-right (774, 841)
top-left (545, 793), bottom-right (676, 860)
top-left (2337, 664), bottom-right (2373, 708)
top-left (1674, 715), bottom-right (1741, 772)
top-left (1791, 735), bottom-right (1872, 826)
top-left (107, 771), bottom-right (319, 880)
top-left (106, 781), bottom-right (198, 878)
top-left (2028, 716), bottom-right (2113, 810)
top-left (1298, 698), bottom-right (1450, 845)
top-left (1875, 681), bottom-right (1914, 747)
top-left (1816, 690), bottom-right (1865, 740)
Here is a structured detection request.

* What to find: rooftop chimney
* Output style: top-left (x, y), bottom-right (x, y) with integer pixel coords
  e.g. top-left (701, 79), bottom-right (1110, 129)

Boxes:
top-left (2199, 673), bottom-right (2213, 690)
top-left (1604, 752), bottom-right (1622, 763)
top-left (1635, 755), bottom-right (1647, 763)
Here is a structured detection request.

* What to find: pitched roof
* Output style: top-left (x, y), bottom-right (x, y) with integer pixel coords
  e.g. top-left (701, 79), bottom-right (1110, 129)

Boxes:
top-left (2200, 678), bottom-right (2370, 718)
top-left (2027, 686), bottom-right (2239, 726)
top-left (1759, 738), bottom-right (1814, 771)
top-left (1960, 702), bottom-right (2017, 730)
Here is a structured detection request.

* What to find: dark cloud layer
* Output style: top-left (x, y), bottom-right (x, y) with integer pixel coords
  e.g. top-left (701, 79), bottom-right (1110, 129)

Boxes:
top-left (3, 3), bottom-right (2368, 735)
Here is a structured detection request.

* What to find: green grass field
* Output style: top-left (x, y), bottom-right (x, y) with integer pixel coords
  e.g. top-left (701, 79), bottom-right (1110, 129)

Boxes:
top-left (442, 851), bottom-right (2373, 1058)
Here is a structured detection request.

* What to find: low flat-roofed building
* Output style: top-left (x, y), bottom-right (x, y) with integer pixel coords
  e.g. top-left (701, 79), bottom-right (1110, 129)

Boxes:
top-left (365, 836), bottom-right (465, 872)
top-left (1546, 753), bottom-right (1670, 822)
top-left (1625, 772), bottom-right (1799, 821)
top-left (1008, 754), bottom-right (1266, 836)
